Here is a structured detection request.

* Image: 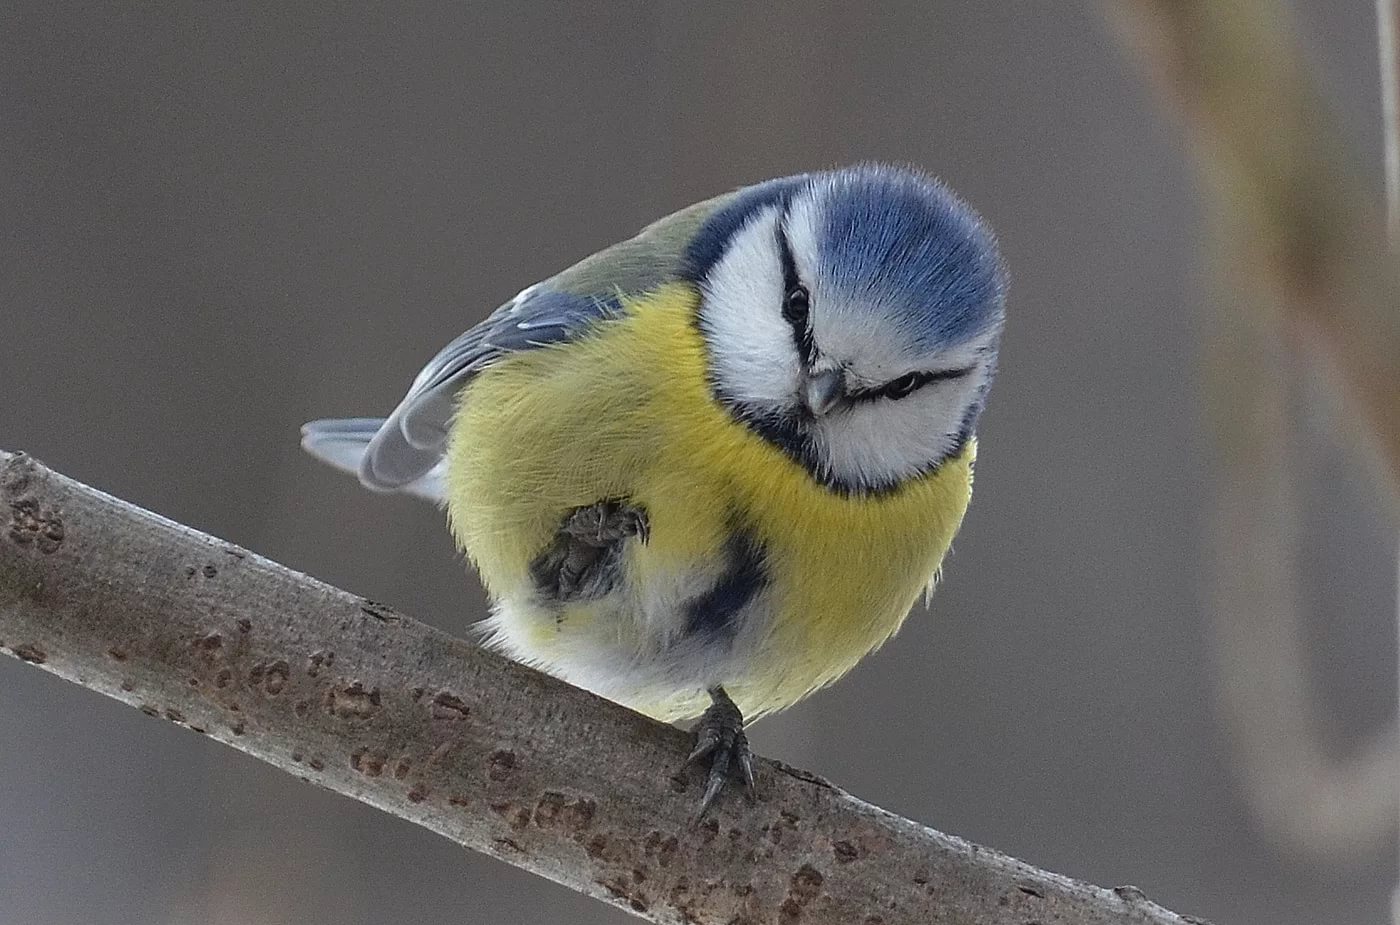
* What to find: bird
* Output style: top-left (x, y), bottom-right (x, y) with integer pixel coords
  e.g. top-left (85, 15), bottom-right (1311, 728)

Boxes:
top-left (301, 164), bottom-right (1006, 814)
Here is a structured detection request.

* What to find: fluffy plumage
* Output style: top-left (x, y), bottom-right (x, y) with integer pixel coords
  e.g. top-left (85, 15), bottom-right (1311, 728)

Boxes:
top-left (302, 163), bottom-right (1005, 725)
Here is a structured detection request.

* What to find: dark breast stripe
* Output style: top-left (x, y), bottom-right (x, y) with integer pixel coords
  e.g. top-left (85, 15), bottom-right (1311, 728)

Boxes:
top-left (684, 522), bottom-right (768, 639)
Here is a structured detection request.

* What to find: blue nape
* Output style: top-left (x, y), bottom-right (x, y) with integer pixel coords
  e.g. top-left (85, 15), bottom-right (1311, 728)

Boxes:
top-left (682, 174), bottom-right (811, 282)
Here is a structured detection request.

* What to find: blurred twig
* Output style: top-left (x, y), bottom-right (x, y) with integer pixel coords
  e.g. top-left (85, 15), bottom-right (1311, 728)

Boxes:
top-left (1106, 0), bottom-right (1400, 864)
top-left (1205, 228), bottom-right (1398, 859)
top-left (0, 451), bottom-right (1204, 925)
top-left (1109, 2), bottom-right (1400, 496)
top-left (1380, 0), bottom-right (1400, 246)
top-left (1377, 0), bottom-right (1400, 918)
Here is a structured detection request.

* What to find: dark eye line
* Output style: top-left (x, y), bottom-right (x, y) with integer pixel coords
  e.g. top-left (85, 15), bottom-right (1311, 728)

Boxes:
top-left (775, 224), bottom-right (815, 365)
top-left (849, 365), bottom-right (977, 403)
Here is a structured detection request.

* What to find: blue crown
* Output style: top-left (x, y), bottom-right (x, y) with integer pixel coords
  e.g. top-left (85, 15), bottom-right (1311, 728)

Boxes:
top-left (816, 165), bottom-right (1006, 352)
top-left (684, 165), bottom-right (1006, 353)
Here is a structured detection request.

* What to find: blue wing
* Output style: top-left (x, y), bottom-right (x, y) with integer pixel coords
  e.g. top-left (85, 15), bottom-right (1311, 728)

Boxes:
top-left (301, 193), bottom-right (732, 498)
top-left (301, 286), bottom-right (626, 497)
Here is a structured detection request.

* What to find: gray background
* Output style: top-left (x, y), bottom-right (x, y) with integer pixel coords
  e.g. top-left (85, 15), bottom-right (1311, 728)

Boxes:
top-left (2, 4), bottom-right (1395, 924)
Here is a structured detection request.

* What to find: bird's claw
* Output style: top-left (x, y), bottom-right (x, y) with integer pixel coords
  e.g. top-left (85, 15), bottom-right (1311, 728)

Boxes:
top-left (687, 687), bottom-right (755, 818)
top-left (562, 499), bottom-right (650, 546)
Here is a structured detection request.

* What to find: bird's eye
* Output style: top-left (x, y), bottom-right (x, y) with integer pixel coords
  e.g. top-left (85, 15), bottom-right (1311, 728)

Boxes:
top-left (782, 285), bottom-right (810, 327)
top-left (880, 372), bottom-right (924, 400)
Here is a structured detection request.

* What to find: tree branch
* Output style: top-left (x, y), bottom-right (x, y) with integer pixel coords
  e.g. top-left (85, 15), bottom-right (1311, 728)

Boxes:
top-left (0, 450), bottom-right (1204, 925)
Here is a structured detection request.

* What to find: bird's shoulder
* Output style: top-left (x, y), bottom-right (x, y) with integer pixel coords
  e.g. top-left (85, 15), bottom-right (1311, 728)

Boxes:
top-left (418, 190), bottom-right (737, 400)
top-left (542, 192), bottom-right (731, 302)
top-left (348, 190), bottom-right (742, 492)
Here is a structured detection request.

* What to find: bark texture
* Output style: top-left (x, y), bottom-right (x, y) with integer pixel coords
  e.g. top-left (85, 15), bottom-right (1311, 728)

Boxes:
top-left (0, 450), bottom-right (1206, 925)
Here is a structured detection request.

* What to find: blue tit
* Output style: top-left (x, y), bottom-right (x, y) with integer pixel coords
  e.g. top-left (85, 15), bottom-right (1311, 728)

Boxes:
top-left (302, 164), bottom-right (1006, 811)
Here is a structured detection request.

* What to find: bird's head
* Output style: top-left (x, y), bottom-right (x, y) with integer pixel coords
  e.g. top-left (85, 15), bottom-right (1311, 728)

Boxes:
top-left (688, 165), bottom-right (1007, 493)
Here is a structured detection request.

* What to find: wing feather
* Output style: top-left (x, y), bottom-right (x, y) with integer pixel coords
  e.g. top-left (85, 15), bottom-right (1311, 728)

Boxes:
top-left (333, 194), bottom-right (731, 494)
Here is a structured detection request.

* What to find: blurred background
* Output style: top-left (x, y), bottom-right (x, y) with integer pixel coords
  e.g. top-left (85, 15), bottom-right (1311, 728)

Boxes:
top-left (2, 4), bottom-right (1396, 924)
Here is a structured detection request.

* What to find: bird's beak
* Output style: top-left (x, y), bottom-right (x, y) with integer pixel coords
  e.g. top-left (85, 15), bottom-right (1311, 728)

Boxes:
top-left (803, 368), bottom-right (844, 416)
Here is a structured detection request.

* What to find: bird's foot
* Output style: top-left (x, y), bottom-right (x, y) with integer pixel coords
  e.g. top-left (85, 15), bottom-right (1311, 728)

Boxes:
top-left (687, 686), bottom-right (755, 818)
top-left (533, 499), bottom-right (648, 601)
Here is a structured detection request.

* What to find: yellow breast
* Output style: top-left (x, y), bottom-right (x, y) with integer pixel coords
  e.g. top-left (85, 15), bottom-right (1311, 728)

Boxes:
top-left (445, 282), bottom-right (974, 721)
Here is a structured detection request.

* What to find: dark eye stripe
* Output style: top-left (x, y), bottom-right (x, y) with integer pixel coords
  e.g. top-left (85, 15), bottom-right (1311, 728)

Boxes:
top-left (850, 365), bottom-right (976, 403)
top-left (775, 224), bottom-right (815, 365)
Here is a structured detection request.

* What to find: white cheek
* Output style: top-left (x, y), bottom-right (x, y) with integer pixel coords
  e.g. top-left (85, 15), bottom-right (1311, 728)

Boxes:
top-left (697, 207), bottom-right (801, 407)
top-left (811, 374), bottom-right (984, 486)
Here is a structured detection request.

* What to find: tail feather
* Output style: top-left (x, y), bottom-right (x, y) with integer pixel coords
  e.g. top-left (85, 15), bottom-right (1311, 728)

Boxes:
top-left (301, 417), bottom-right (447, 504)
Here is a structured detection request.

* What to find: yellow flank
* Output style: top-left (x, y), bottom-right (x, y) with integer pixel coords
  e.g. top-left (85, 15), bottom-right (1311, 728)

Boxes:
top-left (445, 282), bottom-right (974, 722)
